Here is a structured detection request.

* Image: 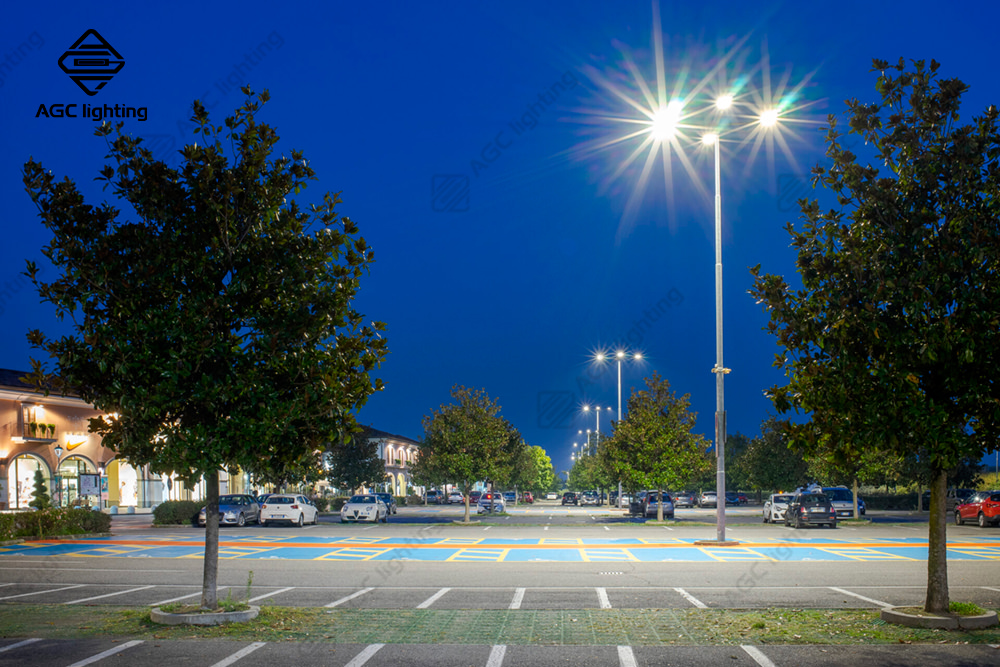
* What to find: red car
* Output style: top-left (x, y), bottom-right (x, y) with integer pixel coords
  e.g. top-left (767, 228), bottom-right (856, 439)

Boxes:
top-left (954, 490), bottom-right (1000, 528)
top-left (520, 491), bottom-right (534, 504)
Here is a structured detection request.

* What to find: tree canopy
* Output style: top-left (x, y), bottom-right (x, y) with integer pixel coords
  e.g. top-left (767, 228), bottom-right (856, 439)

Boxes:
top-left (750, 59), bottom-right (1000, 612)
top-left (324, 428), bottom-right (386, 493)
top-left (23, 90), bottom-right (388, 608)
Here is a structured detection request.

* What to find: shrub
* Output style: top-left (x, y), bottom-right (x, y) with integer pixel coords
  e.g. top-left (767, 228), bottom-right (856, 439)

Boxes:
top-left (152, 500), bottom-right (203, 525)
top-left (328, 497), bottom-right (350, 512)
top-left (0, 508), bottom-right (112, 541)
top-left (312, 497), bottom-right (330, 512)
top-left (29, 470), bottom-right (51, 509)
top-left (395, 495), bottom-right (410, 507)
top-left (861, 492), bottom-right (917, 511)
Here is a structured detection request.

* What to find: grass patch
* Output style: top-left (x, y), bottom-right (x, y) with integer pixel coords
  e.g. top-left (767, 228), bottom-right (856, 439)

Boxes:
top-left (1, 605), bottom-right (999, 645)
top-left (950, 602), bottom-right (987, 616)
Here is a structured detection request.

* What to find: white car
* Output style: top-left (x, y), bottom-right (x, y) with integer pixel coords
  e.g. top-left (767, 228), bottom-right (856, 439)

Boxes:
top-left (259, 494), bottom-right (318, 527)
top-left (763, 493), bottom-right (794, 523)
top-left (340, 494), bottom-right (388, 523)
top-left (477, 493), bottom-right (506, 514)
top-left (545, 492), bottom-right (558, 500)
top-left (448, 491), bottom-right (465, 504)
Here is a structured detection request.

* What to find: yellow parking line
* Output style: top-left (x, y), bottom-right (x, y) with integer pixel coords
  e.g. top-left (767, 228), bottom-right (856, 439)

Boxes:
top-left (540, 539), bottom-right (583, 545)
top-left (698, 547), bottom-right (770, 561)
top-left (817, 547), bottom-right (914, 561)
top-left (580, 549), bottom-right (639, 562)
top-left (949, 547), bottom-right (1000, 560)
top-left (446, 549), bottom-right (508, 562)
top-left (316, 548), bottom-right (391, 561)
top-left (337, 537), bottom-right (391, 544)
top-left (436, 538), bottom-right (485, 545)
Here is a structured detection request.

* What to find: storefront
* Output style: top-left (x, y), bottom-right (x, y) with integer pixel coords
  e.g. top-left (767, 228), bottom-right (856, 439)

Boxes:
top-left (5, 453), bottom-right (50, 510)
top-left (55, 455), bottom-right (97, 508)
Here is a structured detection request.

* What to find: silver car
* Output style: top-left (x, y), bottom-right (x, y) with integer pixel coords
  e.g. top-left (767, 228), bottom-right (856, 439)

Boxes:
top-left (763, 493), bottom-right (795, 523)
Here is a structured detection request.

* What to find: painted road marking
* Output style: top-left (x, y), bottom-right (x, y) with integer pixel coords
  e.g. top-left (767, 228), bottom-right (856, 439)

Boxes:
top-left (0, 638), bottom-right (42, 653)
top-left (950, 547), bottom-right (1000, 559)
top-left (699, 547), bottom-right (770, 562)
top-left (597, 587), bottom-right (612, 609)
top-left (580, 549), bottom-right (638, 562)
top-left (67, 640), bottom-right (143, 667)
top-left (248, 587), bottom-right (295, 603)
top-left (150, 591), bottom-right (202, 606)
top-left (448, 549), bottom-right (509, 562)
top-left (819, 547), bottom-right (913, 561)
top-left (65, 585), bottom-right (155, 604)
top-left (742, 645), bottom-right (777, 667)
top-left (0, 584), bottom-right (85, 601)
top-left (344, 644), bottom-right (384, 667)
top-left (829, 586), bottom-right (890, 608)
top-left (510, 588), bottom-right (525, 610)
top-left (983, 586), bottom-right (1000, 593)
top-left (317, 548), bottom-right (391, 561)
top-left (325, 587), bottom-right (374, 608)
top-left (486, 644), bottom-right (506, 667)
top-left (674, 587), bottom-right (708, 609)
top-left (436, 538), bottom-right (484, 545)
top-left (618, 645), bottom-right (638, 667)
top-left (417, 587), bottom-right (451, 608)
top-left (210, 642), bottom-right (267, 667)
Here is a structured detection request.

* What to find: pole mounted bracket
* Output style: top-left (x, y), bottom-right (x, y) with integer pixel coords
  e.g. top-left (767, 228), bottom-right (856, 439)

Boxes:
top-left (711, 366), bottom-right (731, 374)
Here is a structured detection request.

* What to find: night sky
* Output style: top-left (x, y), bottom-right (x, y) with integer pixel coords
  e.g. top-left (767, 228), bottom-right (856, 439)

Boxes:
top-left (3, 2), bottom-right (999, 473)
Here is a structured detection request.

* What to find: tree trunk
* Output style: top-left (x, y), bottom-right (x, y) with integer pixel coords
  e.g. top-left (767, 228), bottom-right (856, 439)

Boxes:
top-left (924, 465), bottom-right (949, 613)
top-left (852, 478), bottom-right (859, 519)
top-left (201, 470), bottom-right (220, 610)
top-left (463, 482), bottom-right (470, 523)
top-left (917, 483), bottom-right (923, 512)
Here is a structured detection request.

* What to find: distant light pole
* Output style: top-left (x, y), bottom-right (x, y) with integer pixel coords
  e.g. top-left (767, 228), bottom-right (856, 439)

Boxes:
top-left (596, 350), bottom-right (643, 508)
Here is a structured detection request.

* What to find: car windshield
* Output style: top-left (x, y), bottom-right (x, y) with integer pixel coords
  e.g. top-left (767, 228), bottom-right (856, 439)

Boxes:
top-left (773, 495), bottom-right (794, 504)
top-left (376, 494), bottom-right (391, 501)
top-left (268, 496), bottom-right (295, 504)
top-left (350, 495), bottom-right (377, 504)
top-left (219, 495), bottom-right (243, 505)
top-left (799, 494), bottom-right (827, 504)
top-left (823, 488), bottom-right (853, 502)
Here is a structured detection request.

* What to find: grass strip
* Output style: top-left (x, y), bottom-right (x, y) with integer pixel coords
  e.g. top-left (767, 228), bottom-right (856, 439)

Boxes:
top-left (3, 604), bottom-right (999, 645)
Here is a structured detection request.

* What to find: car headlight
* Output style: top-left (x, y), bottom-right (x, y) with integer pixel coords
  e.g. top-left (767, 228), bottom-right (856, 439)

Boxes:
top-left (224, 511), bottom-right (236, 518)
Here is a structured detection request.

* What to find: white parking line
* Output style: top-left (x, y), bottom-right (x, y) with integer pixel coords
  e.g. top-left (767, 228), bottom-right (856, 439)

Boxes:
top-left (67, 640), bottom-right (143, 667)
top-left (829, 586), bottom-right (890, 608)
top-left (663, 526), bottom-right (674, 531)
top-left (150, 591), bottom-right (201, 606)
top-left (604, 526), bottom-right (610, 531)
top-left (509, 588), bottom-right (525, 610)
top-left (210, 642), bottom-right (267, 667)
top-left (741, 645), bottom-right (777, 667)
top-left (0, 584), bottom-right (85, 601)
top-left (674, 587), bottom-right (708, 609)
top-left (0, 638), bottom-right (42, 653)
top-left (484, 526), bottom-right (492, 531)
top-left (544, 526), bottom-right (549, 531)
top-left (486, 644), bottom-right (506, 667)
top-left (66, 585), bottom-right (155, 604)
top-left (417, 587), bottom-right (451, 609)
top-left (344, 643), bottom-right (385, 667)
top-left (248, 587), bottom-right (295, 603)
top-left (983, 586), bottom-right (1000, 593)
top-left (325, 587), bottom-right (374, 608)
top-left (617, 645), bottom-right (638, 667)
top-left (596, 587), bottom-right (612, 609)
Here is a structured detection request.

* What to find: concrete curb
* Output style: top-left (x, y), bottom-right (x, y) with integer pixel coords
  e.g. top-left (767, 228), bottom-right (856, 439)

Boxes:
top-left (880, 606), bottom-right (999, 630)
top-left (151, 605), bottom-right (260, 626)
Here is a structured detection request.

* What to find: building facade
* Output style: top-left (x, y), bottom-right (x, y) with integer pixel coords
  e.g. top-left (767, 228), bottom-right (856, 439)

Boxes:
top-left (363, 426), bottom-right (420, 497)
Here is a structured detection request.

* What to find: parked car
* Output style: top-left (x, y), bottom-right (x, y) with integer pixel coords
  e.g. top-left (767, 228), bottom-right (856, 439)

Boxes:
top-left (699, 491), bottom-right (717, 508)
top-left (954, 490), bottom-right (1000, 527)
top-left (520, 491), bottom-right (534, 504)
top-left (503, 491), bottom-right (517, 504)
top-left (261, 494), bottom-right (319, 527)
top-left (643, 491), bottom-right (675, 519)
top-left (375, 492), bottom-right (398, 515)
top-left (545, 492), bottom-right (559, 500)
top-left (561, 491), bottom-right (579, 506)
top-left (736, 493), bottom-right (749, 505)
top-left (822, 486), bottom-right (861, 518)
top-left (762, 493), bottom-right (795, 523)
top-left (477, 492), bottom-right (505, 514)
top-left (784, 492), bottom-right (837, 528)
top-left (578, 491), bottom-right (600, 506)
top-left (448, 491), bottom-right (465, 504)
top-left (725, 492), bottom-right (741, 506)
top-left (469, 491), bottom-right (483, 504)
top-left (339, 494), bottom-right (387, 524)
top-left (198, 494), bottom-right (260, 527)
top-left (673, 492), bottom-right (697, 508)
top-left (425, 490), bottom-right (445, 504)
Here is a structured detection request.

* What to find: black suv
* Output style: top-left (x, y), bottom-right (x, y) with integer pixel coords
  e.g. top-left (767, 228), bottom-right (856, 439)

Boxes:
top-left (561, 491), bottom-right (579, 506)
top-left (785, 492), bottom-right (837, 528)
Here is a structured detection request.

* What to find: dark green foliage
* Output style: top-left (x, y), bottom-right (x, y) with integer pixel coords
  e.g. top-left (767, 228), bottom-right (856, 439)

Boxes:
top-left (737, 417), bottom-right (810, 493)
top-left (152, 500), bottom-right (203, 525)
top-left (29, 469), bottom-right (50, 510)
top-left (750, 59), bottom-right (1000, 612)
top-left (325, 429), bottom-right (385, 493)
top-left (0, 508), bottom-right (111, 541)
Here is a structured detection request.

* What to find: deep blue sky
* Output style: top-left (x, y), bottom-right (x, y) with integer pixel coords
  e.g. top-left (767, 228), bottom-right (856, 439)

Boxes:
top-left (3, 2), bottom-right (999, 473)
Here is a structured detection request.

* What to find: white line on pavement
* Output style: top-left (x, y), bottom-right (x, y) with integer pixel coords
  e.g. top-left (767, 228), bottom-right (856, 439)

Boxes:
top-left (0, 584), bottom-right (85, 601)
top-left (829, 586), bottom-right (891, 608)
top-left (0, 638), bottom-right (42, 653)
top-left (344, 643), bottom-right (385, 667)
top-left (210, 642), bottom-right (267, 667)
top-left (417, 587), bottom-right (451, 609)
top-left (150, 591), bottom-right (202, 606)
top-left (325, 587), bottom-right (374, 608)
top-left (674, 587), bottom-right (708, 609)
top-left (597, 587), bottom-right (612, 609)
top-left (663, 526), bottom-right (674, 531)
top-left (0, 584), bottom-right (14, 589)
top-left (617, 645), bottom-right (638, 667)
top-left (486, 644), bottom-right (506, 667)
top-left (983, 587), bottom-right (1000, 593)
top-left (484, 526), bottom-right (492, 531)
top-left (544, 526), bottom-right (549, 531)
top-left (248, 587), bottom-right (295, 603)
top-left (604, 526), bottom-right (611, 531)
top-left (509, 588), bottom-right (525, 610)
top-left (741, 645), bottom-right (777, 667)
top-left (66, 585), bottom-right (155, 604)
top-left (67, 640), bottom-right (144, 667)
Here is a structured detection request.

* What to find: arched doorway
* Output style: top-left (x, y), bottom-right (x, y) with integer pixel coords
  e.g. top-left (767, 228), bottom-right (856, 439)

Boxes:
top-left (56, 456), bottom-right (95, 508)
top-left (6, 454), bottom-right (51, 510)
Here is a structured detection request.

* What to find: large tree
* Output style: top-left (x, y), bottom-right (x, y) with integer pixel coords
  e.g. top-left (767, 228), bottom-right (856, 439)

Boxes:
top-left (417, 385), bottom-right (525, 522)
top-left (737, 417), bottom-right (810, 495)
top-left (601, 372), bottom-right (711, 520)
top-left (324, 428), bottom-right (386, 494)
top-left (23, 90), bottom-right (388, 609)
top-left (508, 445), bottom-right (556, 497)
top-left (750, 59), bottom-right (1000, 613)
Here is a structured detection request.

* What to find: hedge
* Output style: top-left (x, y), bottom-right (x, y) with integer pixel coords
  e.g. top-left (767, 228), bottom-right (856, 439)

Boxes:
top-left (0, 508), bottom-right (112, 541)
top-left (152, 500), bottom-right (203, 525)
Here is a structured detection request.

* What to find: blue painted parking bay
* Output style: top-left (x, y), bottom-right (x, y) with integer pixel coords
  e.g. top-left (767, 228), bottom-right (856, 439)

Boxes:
top-left (2, 534), bottom-right (1000, 562)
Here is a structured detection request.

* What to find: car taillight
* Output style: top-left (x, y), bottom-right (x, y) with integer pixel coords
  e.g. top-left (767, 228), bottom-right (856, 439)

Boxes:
top-left (290, 504), bottom-right (299, 509)
top-left (262, 504), bottom-right (268, 509)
